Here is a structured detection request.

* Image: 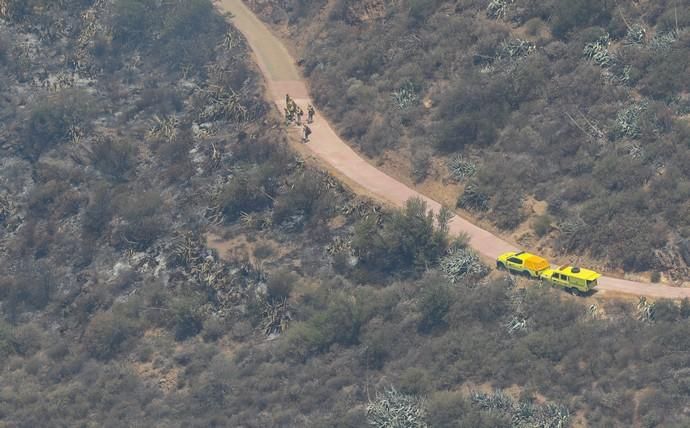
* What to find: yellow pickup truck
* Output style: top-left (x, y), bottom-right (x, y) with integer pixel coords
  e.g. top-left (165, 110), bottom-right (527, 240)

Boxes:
top-left (540, 265), bottom-right (600, 295)
top-left (496, 251), bottom-right (550, 278)
top-left (497, 251), bottom-right (601, 296)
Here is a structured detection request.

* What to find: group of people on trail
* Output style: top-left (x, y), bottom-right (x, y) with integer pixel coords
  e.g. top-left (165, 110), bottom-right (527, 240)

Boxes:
top-left (284, 94), bottom-right (315, 143)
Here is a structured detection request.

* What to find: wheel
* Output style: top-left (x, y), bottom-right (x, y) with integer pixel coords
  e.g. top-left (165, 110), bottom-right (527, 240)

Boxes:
top-left (569, 288), bottom-right (582, 297)
top-left (496, 262), bottom-right (505, 270)
top-left (522, 270), bottom-right (531, 278)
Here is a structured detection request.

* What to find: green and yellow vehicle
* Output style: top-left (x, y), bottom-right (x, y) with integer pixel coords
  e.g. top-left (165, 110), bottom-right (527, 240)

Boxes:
top-left (539, 265), bottom-right (600, 295)
top-left (497, 251), bottom-right (601, 296)
top-left (496, 251), bottom-right (550, 278)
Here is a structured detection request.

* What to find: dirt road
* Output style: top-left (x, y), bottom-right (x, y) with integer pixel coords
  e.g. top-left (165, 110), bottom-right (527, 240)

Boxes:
top-left (217, 0), bottom-right (690, 299)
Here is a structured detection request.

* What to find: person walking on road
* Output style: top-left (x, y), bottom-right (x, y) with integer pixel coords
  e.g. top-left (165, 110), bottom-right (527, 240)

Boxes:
top-left (284, 106), bottom-right (293, 125)
top-left (307, 104), bottom-right (315, 124)
top-left (296, 107), bottom-right (304, 125)
top-left (302, 124), bottom-right (311, 143)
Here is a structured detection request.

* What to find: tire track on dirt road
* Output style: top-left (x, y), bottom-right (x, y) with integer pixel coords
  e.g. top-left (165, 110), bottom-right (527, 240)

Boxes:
top-left (217, 0), bottom-right (690, 299)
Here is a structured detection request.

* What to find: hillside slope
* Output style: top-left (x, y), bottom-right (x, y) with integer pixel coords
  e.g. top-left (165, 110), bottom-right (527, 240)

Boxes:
top-left (3, 1), bottom-right (690, 427)
top-left (247, 0), bottom-right (690, 283)
top-left (224, 0), bottom-right (690, 299)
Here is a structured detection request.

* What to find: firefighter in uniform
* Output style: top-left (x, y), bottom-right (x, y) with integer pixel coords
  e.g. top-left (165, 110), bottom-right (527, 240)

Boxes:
top-left (296, 107), bottom-right (304, 125)
top-left (302, 124), bottom-right (312, 143)
top-left (307, 104), bottom-right (315, 123)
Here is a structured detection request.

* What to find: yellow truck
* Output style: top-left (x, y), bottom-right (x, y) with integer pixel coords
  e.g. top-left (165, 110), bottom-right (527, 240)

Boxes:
top-left (539, 265), bottom-right (600, 295)
top-left (496, 251), bottom-right (550, 278)
top-left (497, 252), bottom-right (601, 296)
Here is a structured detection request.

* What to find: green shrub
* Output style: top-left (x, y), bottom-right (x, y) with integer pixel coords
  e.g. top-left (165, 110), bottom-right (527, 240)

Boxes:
top-left (111, 0), bottom-right (226, 72)
top-left (491, 189), bottom-right (525, 230)
top-left (90, 138), bottom-right (138, 181)
top-left (411, 149), bottom-right (431, 183)
top-left (111, 0), bottom-right (157, 48)
top-left (83, 311), bottom-right (139, 360)
top-left (417, 280), bottom-right (452, 332)
top-left (361, 326), bottom-right (394, 370)
top-left (286, 293), bottom-right (364, 359)
top-left (434, 75), bottom-right (511, 152)
top-left (82, 185), bottom-right (114, 238)
top-left (272, 170), bottom-right (336, 226)
top-left (266, 268), bottom-right (298, 302)
top-left (0, 265), bottom-right (55, 319)
top-left (525, 17), bottom-right (544, 36)
top-left (408, 0), bottom-right (442, 27)
top-left (549, 0), bottom-right (613, 38)
top-left (22, 91), bottom-right (95, 158)
top-left (653, 299), bottom-right (679, 322)
top-left (171, 296), bottom-right (205, 341)
top-left (0, 321), bottom-right (18, 359)
top-left (532, 214), bottom-right (552, 237)
top-left (26, 180), bottom-right (71, 218)
top-left (218, 169), bottom-right (275, 222)
top-left (157, 0), bottom-right (227, 71)
top-left (115, 191), bottom-right (165, 248)
top-left (0, 35), bottom-right (8, 65)
top-left (201, 317), bottom-right (226, 342)
top-left (352, 198), bottom-right (449, 276)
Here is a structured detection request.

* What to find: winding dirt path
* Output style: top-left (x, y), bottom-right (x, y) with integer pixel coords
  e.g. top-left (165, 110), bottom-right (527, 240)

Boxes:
top-left (217, 0), bottom-right (690, 299)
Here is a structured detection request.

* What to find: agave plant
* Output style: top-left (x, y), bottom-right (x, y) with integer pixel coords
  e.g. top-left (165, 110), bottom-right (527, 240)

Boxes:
top-left (458, 184), bottom-right (489, 212)
top-left (366, 387), bottom-right (427, 428)
top-left (326, 236), bottom-right (352, 256)
top-left (0, 0), bottom-right (9, 18)
top-left (222, 31), bottom-right (238, 50)
top-left (262, 298), bottom-right (291, 335)
top-left (505, 316), bottom-right (528, 334)
top-left (650, 31), bottom-right (677, 51)
top-left (487, 0), bottom-right (514, 20)
top-left (439, 248), bottom-right (488, 283)
top-left (637, 296), bottom-right (655, 322)
top-left (497, 39), bottom-right (535, 60)
top-left (625, 142), bottom-right (644, 160)
top-left (583, 34), bottom-right (612, 67)
top-left (199, 86), bottom-right (248, 123)
top-left (613, 101), bottom-right (648, 139)
top-left (147, 115), bottom-right (179, 142)
top-left (391, 81), bottom-right (418, 110)
top-left (624, 24), bottom-right (646, 45)
top-left (471, 390), bottom-right (515, 413)
top-left (471, 391), bottom-right (570, 428)
top-left (172, 232), bottom-right (201, 268)
top-left (0, 193), bottom-right (12, 223)
top-left (447, 155), bottom-right (477, 181)
top-left (607, 63), bottom-right (632, 85)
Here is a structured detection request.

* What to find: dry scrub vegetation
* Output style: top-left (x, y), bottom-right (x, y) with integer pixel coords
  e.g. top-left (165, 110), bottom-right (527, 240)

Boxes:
top-left (249, 0), bottom-right (690, 281)
top-left (2, 1), bottom-right (690, 427)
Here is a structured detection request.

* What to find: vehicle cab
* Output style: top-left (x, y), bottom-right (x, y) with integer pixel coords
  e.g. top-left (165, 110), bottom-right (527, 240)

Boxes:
top-left (496, 251), bottom-right (550, 278)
